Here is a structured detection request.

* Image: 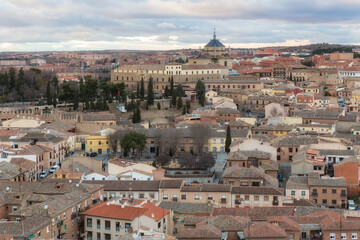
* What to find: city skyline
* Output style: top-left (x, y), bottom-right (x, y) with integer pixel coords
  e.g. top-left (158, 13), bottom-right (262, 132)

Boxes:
top-left (1, 0), bottom-right (360, 51)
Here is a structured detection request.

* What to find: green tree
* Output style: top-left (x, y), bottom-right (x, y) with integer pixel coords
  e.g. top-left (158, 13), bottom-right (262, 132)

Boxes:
top-left (52, 92), bottom-right (57, 108)
top-left (73, 90), bottom-right (79, 110)
top-left (136, 105), bottom-right (141, 122)
top-left (177, 95), bottom-right (183, 109)
top-left (8, 68), bottom-right (16, 90)
top-left (136, 82), bottom-right (140, 99)
top-left (120, 132), bottom-right (147, 156)
top-left (301, 60), bottom-right (315, 67)
top-left (195, 80), bottom-right (206, 106)
top-left (58, 81), bottom-right (75, 106)
top-left (16, 68), bottom-right (25, 98)
top-left (225, 125), bottom-right (232, 153)
top-left (176, 84), bottom-right (184, 97)
top-left (171, 90), bottom-right (177, 107)
top-left (170, 76), bottom-right (174, 95)
top-left (164, 85), bottom-right (169, 97)
top-left (182, 106), bottom-right (186, 115)
top-left (140, 78), bottom-right (145, 100)
top-left (147, 76), bottom-right (154, 105)
top-left (84, 78), bottom-right (98, 102)
top-left (186, 101), bottom-right (191, 114)
top-left (324, 91), bottom-right (331, 96)
top-left (46, 80), bottom-right (52, 105)
top-left (157, 102), bottom-right (161, 110)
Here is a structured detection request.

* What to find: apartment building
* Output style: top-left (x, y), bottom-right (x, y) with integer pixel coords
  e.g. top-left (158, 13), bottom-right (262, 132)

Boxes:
top-left (0, 181), bottom-right (104, 239)
top-left (83, 198), bottom-right (170, 239)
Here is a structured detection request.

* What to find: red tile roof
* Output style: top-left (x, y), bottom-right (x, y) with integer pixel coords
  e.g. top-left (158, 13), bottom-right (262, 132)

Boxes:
top-left (141, 203), bottom-right (169, 221)
top-left (82, 202), bottom-right (148, 220)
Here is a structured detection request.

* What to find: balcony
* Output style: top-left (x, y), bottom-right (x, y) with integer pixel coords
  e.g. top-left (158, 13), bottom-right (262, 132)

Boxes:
top-left (172, 197), bottom-right (178, 202)
top-left (272, 200), bottom-right (279, 206)
top-left (221, 199), bottom-right (227, 204)
top-left (235, 199), bottom-right (241, 205)
top-left (311, 192), bottom-right (318, 197)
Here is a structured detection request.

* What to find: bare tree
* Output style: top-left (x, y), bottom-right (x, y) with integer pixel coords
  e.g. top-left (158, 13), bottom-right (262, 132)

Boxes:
top-left (160, 128), bottom-right (181, 156)
top-left (190, 123), bottom-right (212, 155)
top-left (178, 152), bottom-right (196, 168)
top-left (156, 154), bottom-right (171, 166)
top-left (197, 153), bottom-right (215, 169)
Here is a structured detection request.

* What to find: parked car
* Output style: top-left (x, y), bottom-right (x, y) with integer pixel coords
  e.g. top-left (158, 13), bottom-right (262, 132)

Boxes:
top-left (39, 170), bottom-right (48, 179)
top-left (348, 200), bottom-right (356, 210)
top-left (90, 152), bottom-right (98, 157)
top-left (49, 165), bottom-right (60, 173)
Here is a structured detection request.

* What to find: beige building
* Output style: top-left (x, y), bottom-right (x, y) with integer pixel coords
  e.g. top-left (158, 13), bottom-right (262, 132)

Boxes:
top-left (83, 198), bottom-right (170, 239)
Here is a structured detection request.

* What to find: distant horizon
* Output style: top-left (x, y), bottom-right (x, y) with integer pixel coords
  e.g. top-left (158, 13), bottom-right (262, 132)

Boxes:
top-left (0, 42), bottom-right (359, 54)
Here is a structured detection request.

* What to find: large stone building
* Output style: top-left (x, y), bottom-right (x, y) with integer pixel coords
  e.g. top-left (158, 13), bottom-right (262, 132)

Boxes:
top-left (111, 32), bottom-right (231, 91)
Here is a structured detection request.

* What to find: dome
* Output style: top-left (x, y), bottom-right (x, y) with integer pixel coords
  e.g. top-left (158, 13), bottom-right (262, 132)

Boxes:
top-left (204, 29), bottom-right (225, 48)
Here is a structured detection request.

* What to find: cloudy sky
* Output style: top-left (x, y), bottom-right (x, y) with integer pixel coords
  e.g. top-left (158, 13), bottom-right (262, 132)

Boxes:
top-left (1, 0), bottom-right (360, 51)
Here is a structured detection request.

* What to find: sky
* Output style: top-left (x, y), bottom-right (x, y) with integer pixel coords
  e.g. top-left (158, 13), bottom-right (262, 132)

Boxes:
top-left (1, 0), bottom-right (360, 51)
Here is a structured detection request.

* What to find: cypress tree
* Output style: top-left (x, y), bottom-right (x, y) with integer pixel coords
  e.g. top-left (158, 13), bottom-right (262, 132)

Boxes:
top-left (225, 125), bottom-right (232, 153)
top-left (136, 82), bottom-right (140, 99)
top-left (52, 92), bottom-right (57, 108)
top-left (157, 102), bottom-right (161, 110)
top-left (164, 85), bottom-right (169, 97)
top-left (136, 105), bottom-right (141, 122)
top-left (73, 90), bottom-right (79, 110)
top-left (46, 80), bottom-right (52, 105)
top-left (177, 95), bottom-right (183, 109)
top-left (182, 106), bottom-right (186, 115)
top-left (171, 90), bottom-right (177, 107)
top-left (147, 76), bottom-right (154, 105)
top-left (140, 78), bottom-right (145, 100)
top-left (170, 76), bottom-right (174, 95)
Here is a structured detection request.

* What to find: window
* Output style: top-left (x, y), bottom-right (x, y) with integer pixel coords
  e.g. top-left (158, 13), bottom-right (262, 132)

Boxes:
top-left (116, 221), bottom-right (120, 231)
top-left (289, 148), bottom-right (293, 153)
top-left (181, 194), bottom-right (186, 200)
top-left (289, 233), bottom-right (294, 240)
top-left (12, 206), bottom-right (18, 212)
top-left (322, 189), bottom-right (327, 193)
top-left (322, 199), bottom-right (327, 204)
top-left (330, 233), bottom-right (335, 239)
top-left (277, 155), bottom-right (281, 161)
top-left (105, 220), bottom-right (111, 230)
top-left (158, 221), bottom-right (161, 229)
top-left (139, 193), bottom-right (145, 198)
top-left (208, 194), bottom-right (213, 200)
top-left (87, 218), bottom-right (92, 228)
top-left (245, 195), bottom-right (249, 200)
top-left (301, 191), bottom-right (306, 196)
top-left (332, 200), bottom-right (337, 205)
top-left (332, 189), bottom-right (337, 194)
top-left (149, 193), bottom-right (155, 199)
top-left (264, 196), bottom-right (269, 201)
top-left (37, 231), bottom-right (41, 237)
top-left (87, 231), bottom-right (93, 240)
top-left (291, 190), bottom-right (295, 196)
top-left (342, 233), bottom-right (347, 239)
top-left (254, 196), bottom-right (259, 201)
top-left (341, 190), bottom-right (346, 196)
top-left (64, 224), bottom-right (66, 231)
top-left (97, 233), bottom-right (101, 240)
top-left (194, 194), bottom-right (200, 200)
top-left (97, 219), bottom-right (100, 229)
top-left (163, 194), bottom-right (168, 200)
top-left (63, 212), bottom-right (66, 218)
top-left (46, 226), bottom-right (49, 233)
top-left (212, 139), bottom-right (216, 143)
top-left (105, 234), bottom-right (111, 240)
top-left (352, 233), bottom-right (357, 239)
top-left (302, 232), bottom-right (307, 238)
top-left (220, 146), bottom-right (224, 152)
top-left (220, 139), bottom-right (224, 144)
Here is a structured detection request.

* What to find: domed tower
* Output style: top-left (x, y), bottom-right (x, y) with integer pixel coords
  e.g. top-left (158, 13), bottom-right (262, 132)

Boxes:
top-left (203, 28), bottom-right (227, 57)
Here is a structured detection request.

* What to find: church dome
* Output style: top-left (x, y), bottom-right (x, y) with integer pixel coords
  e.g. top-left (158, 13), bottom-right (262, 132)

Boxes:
top-left (205, 30), bottom-right (225, 48)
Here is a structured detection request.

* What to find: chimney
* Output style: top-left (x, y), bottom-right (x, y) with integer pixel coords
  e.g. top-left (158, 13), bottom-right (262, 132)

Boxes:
top-left (151, 213), bottom-right (154, 218)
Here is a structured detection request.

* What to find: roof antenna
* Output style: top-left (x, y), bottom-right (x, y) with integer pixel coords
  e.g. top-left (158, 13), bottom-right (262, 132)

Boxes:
top-left (213, 27), bottom-right (216, 40)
